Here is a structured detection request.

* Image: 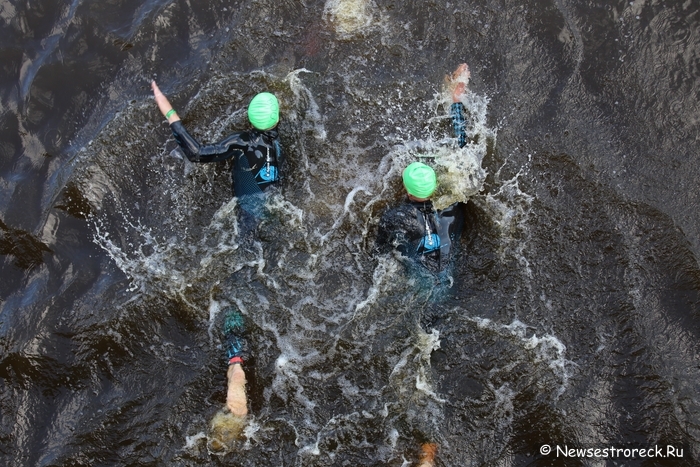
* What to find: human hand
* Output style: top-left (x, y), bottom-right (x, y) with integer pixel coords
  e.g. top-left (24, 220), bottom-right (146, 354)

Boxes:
top-left (452, 63), bottom-right (469, 80)
top-left (152, 80), bottom-right (180, 122)
top-left (445, 63), bottom-right (470, 103)
top-left (452, 82), bottom-right (466, 103)
top-left (418, 443), bottom-right (437, 467)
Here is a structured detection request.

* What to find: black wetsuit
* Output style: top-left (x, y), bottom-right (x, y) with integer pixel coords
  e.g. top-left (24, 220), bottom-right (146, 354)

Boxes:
top-left (376, 200), bottom-right (465, 273)
top-left (170, 121), bottom-right (281, 216)
top-left (375, 103), bottom-right (469, 273)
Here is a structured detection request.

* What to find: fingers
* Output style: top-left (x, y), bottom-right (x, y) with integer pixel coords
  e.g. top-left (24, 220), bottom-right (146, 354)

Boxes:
top-left (450, 63), bottom-right (469, 81)
top-left (151, 81), bottom-right (179, 121)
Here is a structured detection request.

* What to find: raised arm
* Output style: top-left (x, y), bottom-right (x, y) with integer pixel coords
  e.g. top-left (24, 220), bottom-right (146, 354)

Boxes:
top-left (151, 81), bottom-right (180, 124)
top-left (152, 80), bottom-right (243, 163)
top-left (207, 308), bottom-right (250, 451)
top-left (450, 82), bottom-right (468, 148)
top-left (445, 64), bottom-right (470, 148)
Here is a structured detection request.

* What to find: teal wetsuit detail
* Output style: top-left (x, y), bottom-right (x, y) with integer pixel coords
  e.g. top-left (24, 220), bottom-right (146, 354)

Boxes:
top-left (223, 308), bottom-right (249, 364)
top-left (451, 102), bottom-right (468, 148)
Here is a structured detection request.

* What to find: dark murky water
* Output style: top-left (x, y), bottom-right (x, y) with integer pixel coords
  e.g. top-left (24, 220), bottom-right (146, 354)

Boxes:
top-left (2, 0), bottom-right (700, 465)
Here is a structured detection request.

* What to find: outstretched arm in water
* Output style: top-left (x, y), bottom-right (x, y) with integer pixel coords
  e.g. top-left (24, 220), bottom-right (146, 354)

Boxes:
top-left (208, 308), bottom-right (250, 452)
top-left (448, 64), bottom-right (469, 148)
top-left (223, 307), bottom-right (249, 417)
top-left (226, 363), bottom-right (248, 417)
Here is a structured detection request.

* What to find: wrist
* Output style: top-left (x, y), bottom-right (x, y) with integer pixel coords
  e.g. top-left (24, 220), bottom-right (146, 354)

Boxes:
top-left (228, 356), bottom-right (244, 366)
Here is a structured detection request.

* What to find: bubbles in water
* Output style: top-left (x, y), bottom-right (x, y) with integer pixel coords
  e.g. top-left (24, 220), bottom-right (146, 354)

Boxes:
top-left (472, 316), bottom-right (577, 397)
top-left (285, 69), bottom-right (327, 142)
top-left (432, 145), bottom-right (486, 210)
top-left (184, 431), bottom-right (207, 450)
top-left (73, 62), bottom-right (545, 465)
top-left (207, 409), bottom-right (248, 453)
top-left (352, 255), bottom-right (401, 318)
top-left (323, 0), bottom-right (378, 37)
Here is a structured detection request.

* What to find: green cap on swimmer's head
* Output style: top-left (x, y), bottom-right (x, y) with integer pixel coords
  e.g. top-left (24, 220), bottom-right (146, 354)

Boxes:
top-left (402, 162), bottom-right (437, 199)
top-left (248, 92), bottom-right (279, 130)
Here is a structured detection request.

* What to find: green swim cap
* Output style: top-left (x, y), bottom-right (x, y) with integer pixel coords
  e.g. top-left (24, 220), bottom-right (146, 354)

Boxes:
top-left (248, 92), bottom-right (279, 130)
top-left (402, 162), bottom-right (437, 199)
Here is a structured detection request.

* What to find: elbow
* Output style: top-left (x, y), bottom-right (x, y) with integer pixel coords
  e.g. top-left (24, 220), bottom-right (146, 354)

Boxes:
top-left (178, 145), bottom-right (200, 161)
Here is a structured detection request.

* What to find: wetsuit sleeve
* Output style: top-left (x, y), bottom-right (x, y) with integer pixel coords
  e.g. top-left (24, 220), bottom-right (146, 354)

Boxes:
top-left (374, 207), bottom-right (409, 256)
top-left (374, 219), bottom-right (393, 255)
top-left (170, 121), bottom-right (246, 163)
top-left (223, 308), bottom-right (249, 364)
top-left (451, 102), bottom-right (468, 148)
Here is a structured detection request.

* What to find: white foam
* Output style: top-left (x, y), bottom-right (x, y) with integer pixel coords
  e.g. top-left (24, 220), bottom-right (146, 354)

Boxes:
top-left (467, 316), bottom-right (577, 398)
top-left (388, 428), bottom-right (399, 448)
top-left (337, 374), bottom-right (361, 399)
top-left (323, 0), bottom-right (377, 37)
top-left (285, 69), bottom-right (326, 142)
top-left (320, 186), bottom-right (372, 243)
top-left (417, 328), bottom-right (442, 360)
top-left (352, 255), bottom-right (401, 318)
top-left (183, 431), bottom-right (207, 450)
top-left (207, 299), bottom-right (223, 343)
top-left (242, 418), bottom-right (261, 448)
top-left (415, 371), bottom-right (446, 403)
top-left (491, 383), bottom-right (516, 428)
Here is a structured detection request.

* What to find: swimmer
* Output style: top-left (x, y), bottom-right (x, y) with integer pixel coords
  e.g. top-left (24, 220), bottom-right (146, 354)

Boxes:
top-left (374, 65), bottom-right (473, 467)
top-left (152, 81), bottom-right (282, 218)
top-left (374, 64), bottom-right (472, 273)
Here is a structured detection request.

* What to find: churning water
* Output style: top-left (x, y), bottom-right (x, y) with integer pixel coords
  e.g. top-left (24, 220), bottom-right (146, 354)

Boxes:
top-left (2, 0), bottom-right (700, 466)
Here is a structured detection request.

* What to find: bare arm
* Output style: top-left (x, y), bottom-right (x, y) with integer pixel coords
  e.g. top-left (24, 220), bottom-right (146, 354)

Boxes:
top-left (226, 363), bottom-right (248, 417)
top-left (151, 80), bottom-right (181, 124)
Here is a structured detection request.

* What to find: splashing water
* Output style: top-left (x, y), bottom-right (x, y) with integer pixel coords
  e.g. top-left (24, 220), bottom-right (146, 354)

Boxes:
top-left (373, 70), bottom-right (495, 210)
top-left (207, 409), bottom-right (248, 453)
top-left (68, 62), bottom-right (586, 466)
top-left (323, 0), bottom-right (379, 37)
